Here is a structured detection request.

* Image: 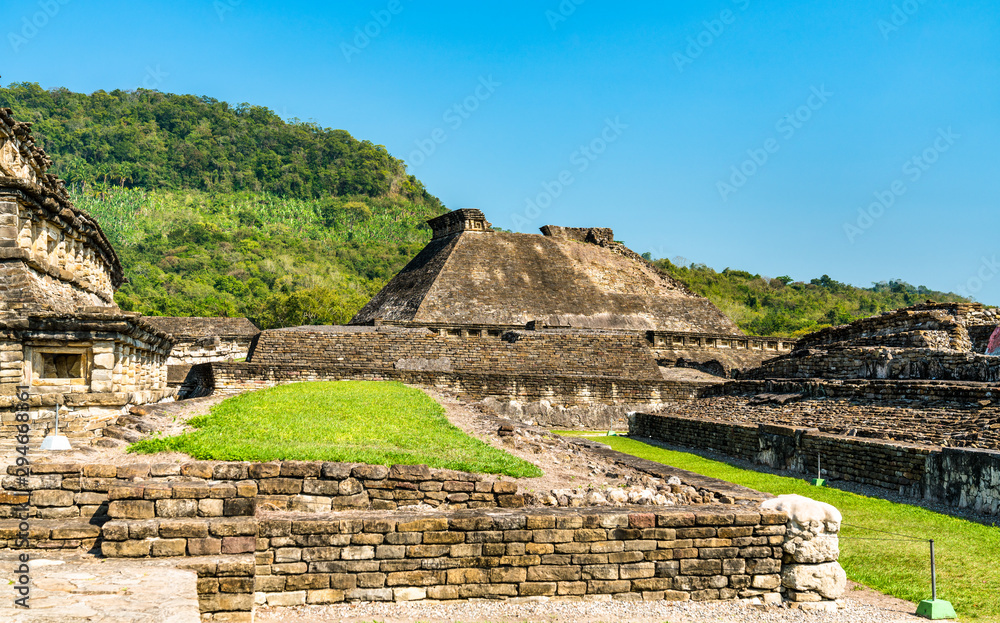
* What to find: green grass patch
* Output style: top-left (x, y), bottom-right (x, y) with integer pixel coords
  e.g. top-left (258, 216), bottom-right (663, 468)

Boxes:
top-left (130, 381), bottom-right (541, 477)
top-left (563, 434), bottom-right (1000, 621)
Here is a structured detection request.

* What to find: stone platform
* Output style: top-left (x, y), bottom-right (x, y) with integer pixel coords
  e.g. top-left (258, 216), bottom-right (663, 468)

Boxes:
top-left (0, 550), bottom-right (200, 622)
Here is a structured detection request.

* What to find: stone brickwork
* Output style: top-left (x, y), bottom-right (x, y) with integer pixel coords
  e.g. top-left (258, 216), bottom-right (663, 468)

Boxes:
top-left (1, 453), bottom-right (855, 619)
top-left (795, 302), bottom-right (996, 351)
top-left (0, 109), bottom-right (177, 443)
top-left (647, 330), bottom-right (793, 377)
top-left (0, 109), bottom-right (122, 310)
top-left (143, 316), bottom-right (260, 366)
top-left (350, 209), bottom-right (743, 335)
top-left (630, 411), bottom-right (1000, 516)
top-left (0, 460), bottom-right (526, 522)
top-left (253, 506), bottom-right (788, 606)
top-left (203, 362), bottom-right (713, 405)
top-left (701, 387), bottom-right (1000, 448)
top-left (747, 302), bottom-right (1000, 383)
top-left (742, 347), bottom-right (1000, 383)
top-left (247, 326), bottom-right (663, 380)
top-left (0, 312), bottom-right (175, 448)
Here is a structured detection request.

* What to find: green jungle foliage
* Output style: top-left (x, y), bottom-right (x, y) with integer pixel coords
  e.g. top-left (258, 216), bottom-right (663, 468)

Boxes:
top-left (70, 187), bottom-right (444, 329)
top-left (0, 82), bottom-right (440, 205)
top-left (647, 256), bottom-right (972, 337)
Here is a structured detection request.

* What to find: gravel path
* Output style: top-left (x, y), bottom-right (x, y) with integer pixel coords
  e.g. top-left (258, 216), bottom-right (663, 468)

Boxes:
top-left (255, 590), bottom-right (921, 623)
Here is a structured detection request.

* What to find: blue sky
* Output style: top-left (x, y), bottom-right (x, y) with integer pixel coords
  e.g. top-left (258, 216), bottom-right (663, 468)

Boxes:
top-left (4, 0), bottom-right (998, 301)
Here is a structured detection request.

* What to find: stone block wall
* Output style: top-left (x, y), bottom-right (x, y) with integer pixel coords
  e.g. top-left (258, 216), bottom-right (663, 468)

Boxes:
top-left (715, 378), bottom-right (1000, 406)
top-left (204, 362), bottom-right (711, 405)
top-left (246, 327), bottom-right (663, 381)
top-left (0, 198), bottom-right (116, 308)
top-left (630, 411), bottom-right (1000, 516)
top-left (0, 312), bottom-right (176, 445)
top-left (254, 506), bottom-right (787, 606)
top-left (741, 347), bottom-right (1000, 383)
top-left (0, 460), bottom-right (526, 521)
top-left (795, 304), bottom-right (979, 352)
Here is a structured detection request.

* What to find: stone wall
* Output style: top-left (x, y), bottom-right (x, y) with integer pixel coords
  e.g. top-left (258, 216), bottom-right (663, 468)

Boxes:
top-left (253, 506), bottom-right (787, 606)
top-left (716, 377), bottom-right (1000, 406)
top-left (0, 455), bottom-right (858, 618)
top-left (204, 362), bottom-right (712, 405)
top-left (741, 347), bottom-right (1000, 383)
top-left (795, 303), bottom-right (987, 352)
top-left (0, 460), bottom-right (527, 522)
top-left (1, 109), bottom-right (123, 307)
top-left (368, 322), bottom-right (794, 378)
top-left (630, 411), bottom-right (1000, 516)
top-left (247, 326), bottom-right (663, 381)
top-left (143, 316), bottom-right (260, 366)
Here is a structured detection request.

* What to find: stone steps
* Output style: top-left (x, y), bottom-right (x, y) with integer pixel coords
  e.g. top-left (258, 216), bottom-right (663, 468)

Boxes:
top-left (0, 516), bottom-right (105, 550)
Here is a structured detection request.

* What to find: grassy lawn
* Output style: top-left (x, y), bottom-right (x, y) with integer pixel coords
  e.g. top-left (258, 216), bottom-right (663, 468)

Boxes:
top-left (562, 434), bottom-right (1000, 621)
top-left (130, 381), bottom-right (541, 477)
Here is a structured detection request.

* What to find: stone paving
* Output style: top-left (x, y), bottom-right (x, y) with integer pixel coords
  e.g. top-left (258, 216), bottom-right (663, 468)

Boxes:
top-left (0, 550), bottom-right (200, 622)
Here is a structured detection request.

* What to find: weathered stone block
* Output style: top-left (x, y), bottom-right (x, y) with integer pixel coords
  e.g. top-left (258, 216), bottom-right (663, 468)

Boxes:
top-left (156, 498), bottom-right (198, 518)
top-left (108, 500), bottom-right (155, 519)
top-left (187, 538), bottom-right (222, 556)
top-left (102, 539), bottom-right (151, 558)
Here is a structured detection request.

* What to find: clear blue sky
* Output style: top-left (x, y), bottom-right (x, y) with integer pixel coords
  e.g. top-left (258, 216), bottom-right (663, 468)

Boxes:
top-left (4, 0), bottom-right (998, 301)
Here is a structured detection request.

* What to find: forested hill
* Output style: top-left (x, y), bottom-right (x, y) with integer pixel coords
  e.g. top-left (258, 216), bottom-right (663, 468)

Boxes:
top-left (0, 82), bottom-right (439, 205)
top-left (1, 82), bottom-right (971, 335)
top-left (1, 82), bottom-right (447, 328)
top-left (651, 258), bottom-right (972, 337)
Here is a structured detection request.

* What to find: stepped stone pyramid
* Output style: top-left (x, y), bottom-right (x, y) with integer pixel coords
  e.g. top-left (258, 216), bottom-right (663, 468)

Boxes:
top-left (351, 209), bottom-right (742, 335)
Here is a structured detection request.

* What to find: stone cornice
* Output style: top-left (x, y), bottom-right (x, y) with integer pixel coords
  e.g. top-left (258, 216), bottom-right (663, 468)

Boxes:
top-left (0, 181), bottom-right (123, 287)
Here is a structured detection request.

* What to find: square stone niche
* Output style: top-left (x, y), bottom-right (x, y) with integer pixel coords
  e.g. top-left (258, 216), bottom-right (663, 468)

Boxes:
top-left (26, 345), bottom-right (92, 391)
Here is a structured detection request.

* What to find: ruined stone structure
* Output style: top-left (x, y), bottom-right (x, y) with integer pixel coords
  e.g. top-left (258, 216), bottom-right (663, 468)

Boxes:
top-left (0, 452), bottom-right (849, 618)
top-left (209, 209), bottom-right (793, 405)
top-left (143, 317), bottom-right (260, 366)
top-left (743, 301), bottom-right (1000, 382)
top-left (0, 109), bottom-right (174, 444)
top-left (631, 302), bottom-right (1000, 517)
top-left (351, 209), bottom-right (742, 334)
top-left (142, 316), bottom-right (260, 389)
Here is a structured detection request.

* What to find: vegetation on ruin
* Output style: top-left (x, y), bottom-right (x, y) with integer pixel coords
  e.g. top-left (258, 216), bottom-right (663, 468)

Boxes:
top-left (594, 435), bottom-right (1000, 620)
top-left (650, 258), bottom-right (972, 337)
top-left (128, 381), bottom-right (542, 477)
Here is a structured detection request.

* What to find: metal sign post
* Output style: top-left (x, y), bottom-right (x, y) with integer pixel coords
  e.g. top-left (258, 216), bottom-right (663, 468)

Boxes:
top-left (810, 453), bottom-right (825, 487)
top-left (915, 539), bottom-right (956, 619)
